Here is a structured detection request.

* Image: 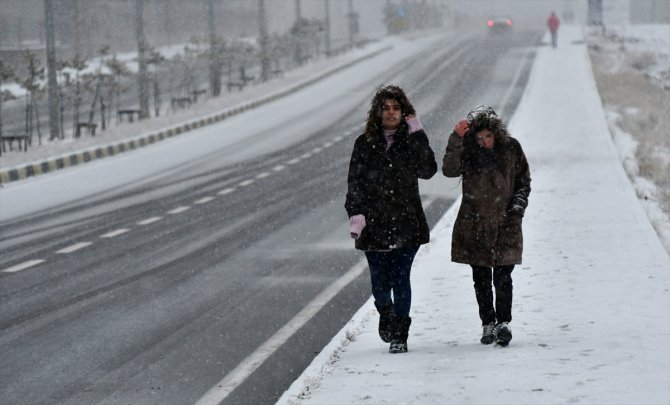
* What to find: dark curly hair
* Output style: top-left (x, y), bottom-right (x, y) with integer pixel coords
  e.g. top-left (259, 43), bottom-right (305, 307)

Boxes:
top-left (468, 113), bottom-right (509, 144)
top-left (463, 112), bottom-right (511, 171)
top-left (364, 85), bottom-right (415, 138)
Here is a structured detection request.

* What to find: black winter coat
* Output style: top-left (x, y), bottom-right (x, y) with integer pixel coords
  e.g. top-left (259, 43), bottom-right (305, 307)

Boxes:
top-left (345, 124), bottom-right (437, 251)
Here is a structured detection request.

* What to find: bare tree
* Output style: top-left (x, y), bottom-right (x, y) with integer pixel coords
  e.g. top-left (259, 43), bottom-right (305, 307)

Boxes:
top-left (0, 61), bottom-right (15, 146)
top-left (145, 48), bottom-right (166, 117)
top-left (55, 58), bottom-right (71, 139)
top-left (105, 55), bottom-right (130, 125)
top-left (87, 46), bottom-right (110, 128)
top-left (21, 51), bottom-right (45, 146)
top-left (71, 55), bottom-right (87, 138)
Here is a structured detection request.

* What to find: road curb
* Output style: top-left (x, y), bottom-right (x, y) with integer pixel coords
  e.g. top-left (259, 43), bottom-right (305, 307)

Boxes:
top-left (0, 45), bottom-right (392, 185)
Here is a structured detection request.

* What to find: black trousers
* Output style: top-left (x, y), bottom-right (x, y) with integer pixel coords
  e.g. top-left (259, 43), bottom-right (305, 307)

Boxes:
top-left (471, 265), bottom-right (514, 325)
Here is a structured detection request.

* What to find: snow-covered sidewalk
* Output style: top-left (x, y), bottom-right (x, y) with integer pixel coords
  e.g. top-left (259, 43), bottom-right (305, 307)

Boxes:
top-left (278, 26), bottom-right (670, 405)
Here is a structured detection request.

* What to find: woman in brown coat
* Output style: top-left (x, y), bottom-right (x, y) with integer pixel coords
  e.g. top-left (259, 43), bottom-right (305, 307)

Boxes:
top-left (442, 106), bottom-right (530, 346)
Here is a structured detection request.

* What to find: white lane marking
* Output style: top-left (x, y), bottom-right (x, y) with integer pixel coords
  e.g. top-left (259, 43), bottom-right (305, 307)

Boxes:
top-left (2, 259), bottom-right (46, 273)
top-left (195, 259), bottom-right (368, 405)
top-left (56, 242), bottom-right (92, 254)
top-left (333, 135), bottom-right (344, 142)
top-left (168, 206), bottom-right (190, 214)
top-left (323, 142), bottom-right (333, 148)
top-left (137, 217), bottom-right (162, 225)
top-left (256, 172), bottom-right (270, 179)
top-left (100, 229), bottom-right (130, 238)
top-left (195, 196), bottom-right (215, 204)
top-left (286, 158), bottom-right (300, 165)
top-left (218, 188), bottom-right (235, 195)
top-left (272, 165), bottom-right (285, 172)
top-left (300, 153), bottom-right (311, 159)
top-left (239, 179), bottom-right (255, 187)
top-left (311, 147), bottom-right (322, 153)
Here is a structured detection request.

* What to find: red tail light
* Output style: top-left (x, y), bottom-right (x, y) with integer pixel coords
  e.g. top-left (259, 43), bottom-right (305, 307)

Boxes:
top-left (487, 20), bottom-right (494, 27)
top-left (506, 19), bottom-right (513, 26)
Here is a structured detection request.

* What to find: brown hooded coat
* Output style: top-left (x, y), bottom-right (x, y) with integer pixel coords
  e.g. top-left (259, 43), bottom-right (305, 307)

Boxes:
top-left (442, 131), bottom-right (531, 267)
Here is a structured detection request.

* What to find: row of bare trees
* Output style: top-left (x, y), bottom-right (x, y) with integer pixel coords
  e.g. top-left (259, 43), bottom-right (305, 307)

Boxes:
top-left (1, 0), bottom-right (367, 151)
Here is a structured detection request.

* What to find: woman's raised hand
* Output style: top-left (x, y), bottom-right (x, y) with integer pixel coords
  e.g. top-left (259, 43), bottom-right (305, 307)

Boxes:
top-left (405, 115), bottom-right (423, 134)
top-left (454, 119), bottom-right (469, 137)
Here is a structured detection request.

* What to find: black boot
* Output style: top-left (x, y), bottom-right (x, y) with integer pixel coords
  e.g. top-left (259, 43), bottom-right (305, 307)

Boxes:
top-left (389, 316), bottom-right (411, 353)
top-left (374, 301), bottom-right (396, 343)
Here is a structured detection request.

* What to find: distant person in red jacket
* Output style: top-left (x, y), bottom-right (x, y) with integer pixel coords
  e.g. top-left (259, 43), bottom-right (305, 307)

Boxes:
top-left (547, 11), bottom-right (560, 48)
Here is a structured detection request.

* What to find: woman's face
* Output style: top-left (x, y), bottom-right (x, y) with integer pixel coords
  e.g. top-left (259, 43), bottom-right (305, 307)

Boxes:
top-left (381, 98), bottom-right (402, 130)
top-left (476, 129), bottom-right (495, 149)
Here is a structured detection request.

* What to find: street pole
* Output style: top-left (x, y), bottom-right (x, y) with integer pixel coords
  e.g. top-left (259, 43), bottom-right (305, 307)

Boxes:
top-left (259, 0), bottom-right (269, 82)
top-left (347, 0), bottom-right (357, 48)
top-left (208, 0), bottom-right (221, 97)
top-left (44, 0), bottom-right (60, 140)
top-left (136, 0), bottom-right (150, 119)
top-left (296, 0), bottom-right (302, 20)
top-left (324, 0), bottom-right (331, 57)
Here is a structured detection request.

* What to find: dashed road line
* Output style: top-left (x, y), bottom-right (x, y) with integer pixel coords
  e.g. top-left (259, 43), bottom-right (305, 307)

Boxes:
top-left (195, 196), bottom-right (215, 204)
top-left (1, 135), bottom-right (355, 276)
top-left (168, 206), bottom-right (191, 214)
top-left (56, 242), bottom-right (93, 254)
top-left (3, 139), bottom-right (350, 275)
top-left (2, 259), bottom-right (46, 273)
top-left (101, 229), bottom-right (130, 238)
top-left (218, 188), bottom-right (235, 195)
top-left (137, 217), bottom-right (162, 225)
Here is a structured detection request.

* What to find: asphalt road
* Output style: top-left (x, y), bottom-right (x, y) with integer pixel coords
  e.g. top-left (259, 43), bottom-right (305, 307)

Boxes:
top-left (0, 29), bottom-right (539, 405)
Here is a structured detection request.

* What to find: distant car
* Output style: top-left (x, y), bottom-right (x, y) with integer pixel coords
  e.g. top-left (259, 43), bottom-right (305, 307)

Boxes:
top-left (487, 16), bottom-right (513, 33)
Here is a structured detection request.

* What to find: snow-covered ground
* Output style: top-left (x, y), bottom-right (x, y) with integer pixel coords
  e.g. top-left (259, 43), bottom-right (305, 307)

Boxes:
top-left (586, 24), bottom-right (670, 253)
top-left (277, 25), bottom-right (670, 405)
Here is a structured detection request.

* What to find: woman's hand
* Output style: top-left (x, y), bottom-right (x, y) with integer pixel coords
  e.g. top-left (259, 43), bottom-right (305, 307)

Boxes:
top-left (454, 119), bottom-right (469, 137)
top-left (349, 214), bottom-right (366, 239)
top-left (405, 115), bottom-right (423, 134)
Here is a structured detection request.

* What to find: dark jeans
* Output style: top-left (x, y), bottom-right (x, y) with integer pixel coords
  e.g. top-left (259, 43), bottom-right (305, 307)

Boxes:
top-left (471, 265), bottom-right (514, 325)
top-left (365, 246), bottom-right (419, 317)
top-left (551, 31), bottom-right (558, 48)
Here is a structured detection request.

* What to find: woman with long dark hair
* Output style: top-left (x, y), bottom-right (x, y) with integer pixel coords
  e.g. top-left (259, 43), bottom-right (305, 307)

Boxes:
top-left (345, 85), bottom-right (437, 353)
